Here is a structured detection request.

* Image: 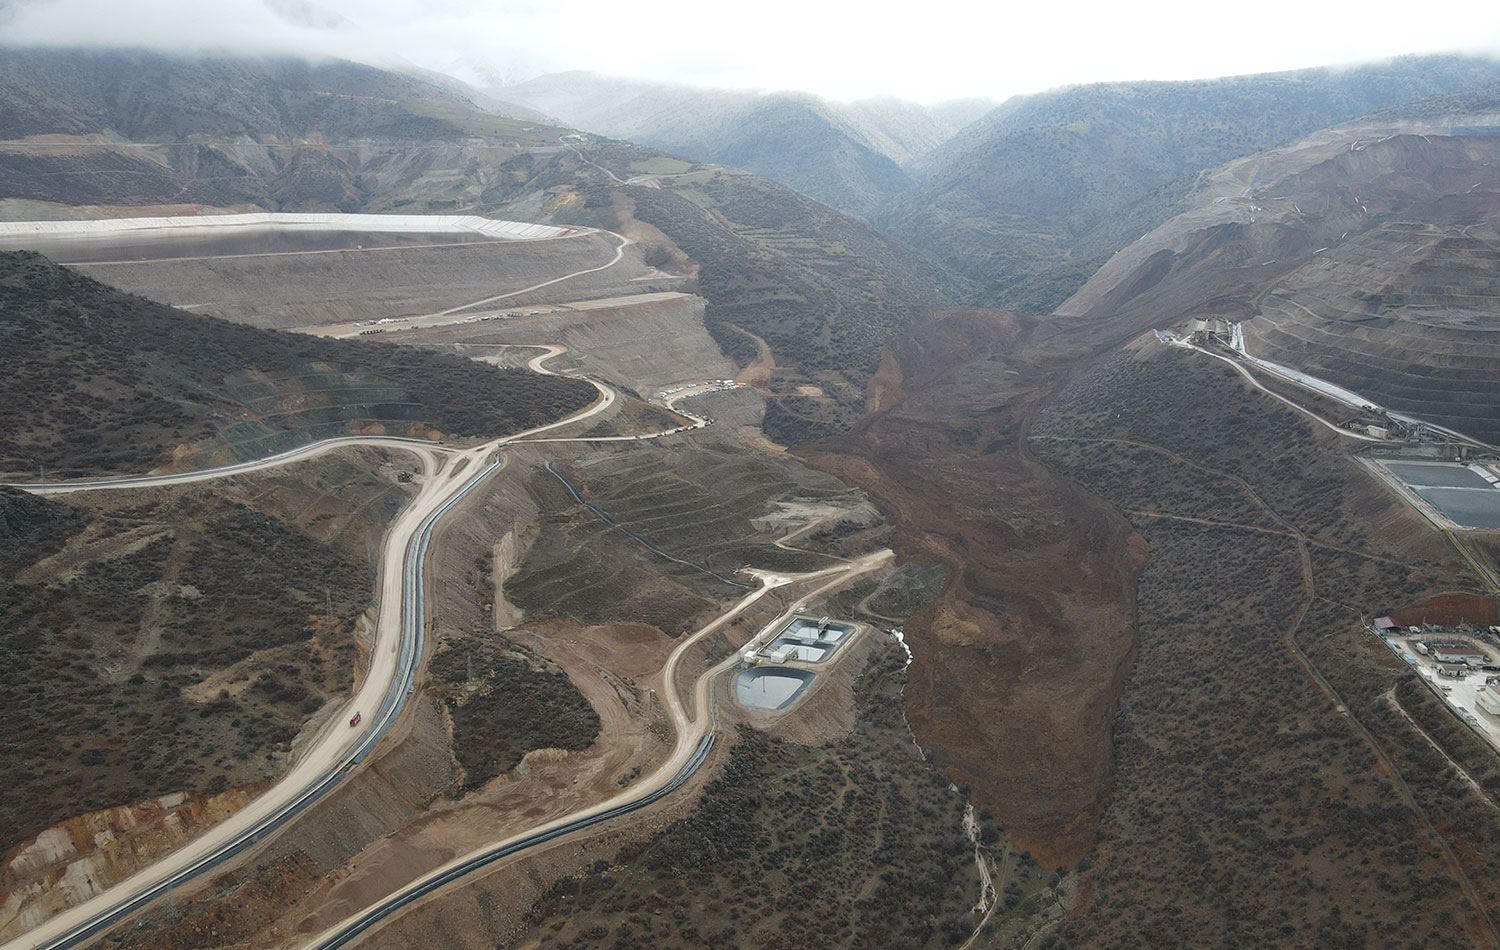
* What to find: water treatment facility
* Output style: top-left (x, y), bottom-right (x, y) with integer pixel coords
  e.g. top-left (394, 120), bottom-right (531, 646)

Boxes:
top-left (734, 615), bottom-right (862, 712)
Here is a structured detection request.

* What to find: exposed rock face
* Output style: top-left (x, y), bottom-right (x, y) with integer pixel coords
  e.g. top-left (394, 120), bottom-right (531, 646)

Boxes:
top-left (0, 785), bottom-right (263, 940)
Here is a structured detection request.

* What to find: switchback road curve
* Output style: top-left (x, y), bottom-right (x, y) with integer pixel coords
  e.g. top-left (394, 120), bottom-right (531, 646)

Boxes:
top-left (3, 341), bottom-right (719, 949)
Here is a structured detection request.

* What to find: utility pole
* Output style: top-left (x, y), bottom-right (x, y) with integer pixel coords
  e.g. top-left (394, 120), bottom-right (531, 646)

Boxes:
top-left (325, 586), bottom-right (332, 621)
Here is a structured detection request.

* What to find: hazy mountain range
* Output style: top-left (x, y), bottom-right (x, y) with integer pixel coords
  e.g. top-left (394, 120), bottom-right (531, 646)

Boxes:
top-left (501, 56), bottom-right (1500, 312)
top-left (500, 71), bottom-right (993, 218)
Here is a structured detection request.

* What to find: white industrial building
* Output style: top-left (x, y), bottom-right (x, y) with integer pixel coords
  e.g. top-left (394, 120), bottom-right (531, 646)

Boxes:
top-left (1479, 685), bottom-right (1500, 718)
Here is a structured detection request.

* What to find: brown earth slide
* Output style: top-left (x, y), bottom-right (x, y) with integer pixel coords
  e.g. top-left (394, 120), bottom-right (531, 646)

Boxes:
top-left (803, 308), bottom-right (1144, 865)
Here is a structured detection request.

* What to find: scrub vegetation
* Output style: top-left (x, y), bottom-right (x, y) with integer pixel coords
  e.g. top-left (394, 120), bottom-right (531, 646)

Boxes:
top-left (0, 459), bottom-right (401, 855)
top-left (516, 645), bottom-right (1056, 949)
top-left (0, 252), bottom-right (596, 477)
top-left (429, 637), bottom-right (601, 791)
top-left (1030, 342), bottom-right (1499, 945)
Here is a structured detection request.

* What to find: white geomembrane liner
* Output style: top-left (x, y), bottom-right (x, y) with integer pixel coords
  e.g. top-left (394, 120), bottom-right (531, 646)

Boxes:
top-left (0, 213), bottom-right (576, 242)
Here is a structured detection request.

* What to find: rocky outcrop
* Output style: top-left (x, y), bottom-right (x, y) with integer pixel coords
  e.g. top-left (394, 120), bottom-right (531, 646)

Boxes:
top-left (0, 785), bottom-right (263, 940)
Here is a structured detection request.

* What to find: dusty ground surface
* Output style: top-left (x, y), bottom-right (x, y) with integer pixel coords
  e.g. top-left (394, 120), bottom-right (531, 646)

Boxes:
top-left (507, 439), bottom-right (864, 636)
top-left (94, 279), bottom-right (918, 947)
top-left (16, 77), bottom-right (1500, 950)
top-left (0, 447), bottom-right (414, 938)
top-left (1389, 592), bottom-right (1500, 627)
top-left (104, 433), bottom-right (876, 947)
top-left (401, 291), bottom-right (731, 398)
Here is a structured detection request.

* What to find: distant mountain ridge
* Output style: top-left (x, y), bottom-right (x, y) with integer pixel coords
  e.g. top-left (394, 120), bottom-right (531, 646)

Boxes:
top-left (884, 54), bottom-right (1500, 311)
top-left (0, 46), bottom-right (546, 142)
top-left (500, 71), bottom-right (993, 219)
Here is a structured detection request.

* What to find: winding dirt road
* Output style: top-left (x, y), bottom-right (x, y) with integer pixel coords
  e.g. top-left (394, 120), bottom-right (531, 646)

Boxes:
top-left (307, 547), bottom-right (892, 948)
top-left (5, 350), bottom-right (622, 950)
top-left (8, 323), bottom-right (875, 950)
top-left (297, 230), bottom-right (636, 339)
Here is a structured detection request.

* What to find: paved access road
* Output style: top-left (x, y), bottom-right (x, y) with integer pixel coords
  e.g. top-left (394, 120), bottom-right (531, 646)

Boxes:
top-left (10, 436), bottom-right (446, 496)
top-left (306, 547), bottom-right (892, 948)
top-left (7, 349), bottom-right (625, 950)
top-left (7, 337), bottom-right (839, 950)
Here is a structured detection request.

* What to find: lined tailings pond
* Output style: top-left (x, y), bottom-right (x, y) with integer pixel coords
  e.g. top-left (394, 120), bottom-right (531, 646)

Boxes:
top-left (1381, 461), bottom-right (1500, 529)
top-left (736, 668), bottom-right (815, 711)
top-left (1417, 488), bottom-right (1500, 530)
top-left (3, 228), bottom-right (502, 264)
top-left (1385, 461), bottom-right (1495, 490)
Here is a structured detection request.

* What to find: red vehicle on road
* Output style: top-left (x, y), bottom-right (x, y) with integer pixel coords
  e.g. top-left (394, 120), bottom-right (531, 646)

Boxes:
top-left (349, 711), bottom-right (363, 728)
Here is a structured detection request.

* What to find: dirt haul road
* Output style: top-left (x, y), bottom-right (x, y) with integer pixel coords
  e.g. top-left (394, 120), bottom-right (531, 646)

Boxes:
top-left (10, 436), bottom-right (446, 495)
top-left (297, 230), bottom-right (635, 339)
top-left (307, 548), bottom-right (893, 948)
top-left (6, 349), bottom-right (623, 950)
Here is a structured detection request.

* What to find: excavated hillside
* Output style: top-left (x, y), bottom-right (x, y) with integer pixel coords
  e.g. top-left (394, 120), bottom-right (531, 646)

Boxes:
top-left (1247, 220), bottom-right (1500, 442)
top-left (606, 159), bottom-right (958, 441)
top-left (0, 252), bottom-right (595, 477)
top-left (1052, 128), bottom-right (1500, 441)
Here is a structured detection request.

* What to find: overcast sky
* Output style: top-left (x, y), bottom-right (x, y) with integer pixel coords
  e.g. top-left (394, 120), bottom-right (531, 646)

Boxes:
top-left (3, 0), bottom-right (1500, 102)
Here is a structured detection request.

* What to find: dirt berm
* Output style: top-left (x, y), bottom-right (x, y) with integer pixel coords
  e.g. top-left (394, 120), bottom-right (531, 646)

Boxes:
top-left (802, 308), bottom-right (1144, 866)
